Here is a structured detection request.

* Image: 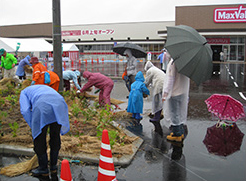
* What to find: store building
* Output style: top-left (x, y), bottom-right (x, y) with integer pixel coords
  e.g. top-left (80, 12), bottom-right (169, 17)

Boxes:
top-left (0, 4), bottom-right (245, 62)
top-left (158, 4), bottom-right (246, 62)
top-left (61, 21), bottom-right (174, 61)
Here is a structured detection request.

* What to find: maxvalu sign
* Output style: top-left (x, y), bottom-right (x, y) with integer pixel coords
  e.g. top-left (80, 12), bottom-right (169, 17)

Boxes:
top-left (214, 5), bottom-right (246, 23)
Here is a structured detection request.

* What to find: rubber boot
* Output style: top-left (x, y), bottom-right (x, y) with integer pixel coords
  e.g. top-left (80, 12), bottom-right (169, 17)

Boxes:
top-left (50, 150), bottom-right (59, 181)
top-left (166, 125), bottom-right (184, 142)
top-left (135, 113), bottom-right (142, 120)
top-left (149, 110), bottom-right (162, 122)
top-left (153, 121), bottom-right (163, 137)
top-left (31, 153), bottom-right (49, 177)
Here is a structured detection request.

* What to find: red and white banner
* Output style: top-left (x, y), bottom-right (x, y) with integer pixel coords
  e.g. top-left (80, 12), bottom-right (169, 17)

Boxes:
top-left (206, 38), bottom-right (230, 44)
top-left (62, 30), bottom-right (81, 36)
top-left (69, 51), bottom-right (79, 61)
top-left (214, 5), bottom-right (246, 23)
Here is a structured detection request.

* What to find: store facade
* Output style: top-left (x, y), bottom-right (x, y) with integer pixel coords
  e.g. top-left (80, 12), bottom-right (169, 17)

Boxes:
top-left (61, 21), bottom-right (174, 61)
top-left (158, 4), bottom-right (246, 62)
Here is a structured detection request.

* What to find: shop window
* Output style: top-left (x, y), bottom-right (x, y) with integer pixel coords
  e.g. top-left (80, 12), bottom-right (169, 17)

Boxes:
top-left (238, 45), bottom-right (244, 61)
top-left (230, 38), bottom-right (237, 44)
top-left (229, 45), bottom-right (237, 60)
top-left (238, 37), bottom-right (245, 43)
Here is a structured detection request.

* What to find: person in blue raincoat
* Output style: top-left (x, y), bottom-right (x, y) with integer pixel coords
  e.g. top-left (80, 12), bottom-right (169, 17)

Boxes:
top-left (63, 70), bottom-right (81, 91)
top-left (127, 71), bottom-right (150, 121)
top-left (16, 55), bottom-right (32, 80)
top-left (19, 85), bottom-right (70, 178)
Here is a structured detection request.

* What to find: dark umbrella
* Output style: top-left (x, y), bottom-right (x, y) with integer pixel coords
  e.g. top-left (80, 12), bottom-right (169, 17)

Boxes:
top-left (113, 42), bottom-right (147, 58)
top-left (203, 123), bottom-right (244, 157)
top-left (164, 25), bottom-right (213, 85)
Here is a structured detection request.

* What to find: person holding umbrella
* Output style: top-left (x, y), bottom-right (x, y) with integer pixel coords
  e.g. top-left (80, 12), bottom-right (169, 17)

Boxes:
top-left (113, 42), bottom-right (147, 93)
top-left (124, 49), bottom-right (137, 92)
top-left (162, 58), bottom-right (190, 142)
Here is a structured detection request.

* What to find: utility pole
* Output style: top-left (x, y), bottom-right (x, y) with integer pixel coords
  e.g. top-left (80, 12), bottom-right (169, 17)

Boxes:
top-left (52, 0), bottom-right (63, 92)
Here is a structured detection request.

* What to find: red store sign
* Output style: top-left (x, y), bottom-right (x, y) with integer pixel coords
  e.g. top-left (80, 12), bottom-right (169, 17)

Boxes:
top-left (81, 29), bottom-right (115, 36)
top-left (62, 30), bottom-right (81, 36)
top-left (206, 38), bottom-right (230, 44)
top-left (214, 5), bottom-right (246, 23)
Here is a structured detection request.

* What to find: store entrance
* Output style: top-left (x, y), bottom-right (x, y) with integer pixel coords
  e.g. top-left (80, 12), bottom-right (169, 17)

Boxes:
top-left (211, 45), bottom-right (222, 61)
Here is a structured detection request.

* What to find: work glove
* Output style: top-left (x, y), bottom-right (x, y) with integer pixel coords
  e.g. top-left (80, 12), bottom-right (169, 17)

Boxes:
top-left (31, 81), bottom-right (36, 85)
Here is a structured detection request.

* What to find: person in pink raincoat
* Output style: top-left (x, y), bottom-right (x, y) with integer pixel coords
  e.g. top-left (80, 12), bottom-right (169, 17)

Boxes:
top-left (78, 71), bottom-right (114, 107)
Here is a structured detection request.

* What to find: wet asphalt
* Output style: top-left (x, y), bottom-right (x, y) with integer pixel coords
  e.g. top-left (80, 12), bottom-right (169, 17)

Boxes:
top-left (0, 62), bottom-right (246, 181)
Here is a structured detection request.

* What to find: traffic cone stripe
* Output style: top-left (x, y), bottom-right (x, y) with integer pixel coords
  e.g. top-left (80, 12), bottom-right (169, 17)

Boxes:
top-left (98, 129), bottom-right (117, 181)
top-left (99, 160), bottom-right (115, 171)
top-left (98, 167), bottom-right (116, 176)
top-left (101, 142), bottom-right (111, 150)
top-left (101, 149), bottom-right (113, 158)
top-left (100, 155), bottom-right (114, 163)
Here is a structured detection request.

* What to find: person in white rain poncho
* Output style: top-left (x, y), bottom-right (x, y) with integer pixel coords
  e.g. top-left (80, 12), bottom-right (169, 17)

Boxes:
top-left (144, 61), bottom-right (166, 121)
top-left (162, 59), bottom-right (190, 142)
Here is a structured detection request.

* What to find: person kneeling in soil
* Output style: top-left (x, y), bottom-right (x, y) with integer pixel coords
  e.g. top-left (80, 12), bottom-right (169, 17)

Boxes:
top-left (19, 85), bottom-right (70, 178)
top-left (127, 71), bottom-right (150, 122)
top-left (78, 71), bottom-right (114, 108)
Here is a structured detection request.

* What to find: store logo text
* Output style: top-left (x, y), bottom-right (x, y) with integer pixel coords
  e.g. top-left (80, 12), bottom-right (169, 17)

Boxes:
top-left (214, 5), bottom-right (246, 23)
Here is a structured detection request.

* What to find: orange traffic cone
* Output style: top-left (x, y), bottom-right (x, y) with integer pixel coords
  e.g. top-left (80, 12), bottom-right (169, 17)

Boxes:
top-left (97, 129), bottom-right (117, 181)
top-left (60, 159), bottom-right (73, 181)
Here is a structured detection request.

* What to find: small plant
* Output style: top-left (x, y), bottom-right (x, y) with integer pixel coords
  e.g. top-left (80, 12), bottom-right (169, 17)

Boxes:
top-left (5, 95), bottom-right (18, 106)
top-left (72, 120), bottom-right (84, 137)
top-left (9, 122), bottom-right (19, 137)
top-left (108, 130), bottom-right (119, 147)
top-left (71, 104), bottom-right (82, 118)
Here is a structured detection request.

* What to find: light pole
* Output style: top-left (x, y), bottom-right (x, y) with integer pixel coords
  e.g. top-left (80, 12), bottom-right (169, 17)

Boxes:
top-left (52, 0), bottom-right (63, 92)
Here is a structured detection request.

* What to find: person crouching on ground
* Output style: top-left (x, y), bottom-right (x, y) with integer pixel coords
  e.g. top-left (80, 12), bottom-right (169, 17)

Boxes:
top-left (127, 71), bottom-right (150, 122)
top-left (30, 57), bottom-right (60, 91)
top-left (16, 55), bottom-right (32, 80)
top-left (144, 61), bottom-right (165, 134)
top-left (78, 71), bottom-right (114, 108)
top-left (63, 70), bottom-right (81, 91)
top-left (19, 85), bottom-right (70, 179)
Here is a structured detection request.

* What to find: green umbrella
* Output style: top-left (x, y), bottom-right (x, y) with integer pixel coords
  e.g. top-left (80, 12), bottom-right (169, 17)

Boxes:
top-left (164, 25), bottom-right (213, 85)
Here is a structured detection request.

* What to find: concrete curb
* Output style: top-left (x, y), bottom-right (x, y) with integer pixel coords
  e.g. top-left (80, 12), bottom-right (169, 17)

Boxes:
top-left (0, 123), bottom-right (143, 167)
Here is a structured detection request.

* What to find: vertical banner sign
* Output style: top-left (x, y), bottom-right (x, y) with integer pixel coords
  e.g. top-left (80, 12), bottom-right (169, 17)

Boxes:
top-left (147, 52), bottom-right (151, 61)
top-left (214, 5), bottom-right (246, 23)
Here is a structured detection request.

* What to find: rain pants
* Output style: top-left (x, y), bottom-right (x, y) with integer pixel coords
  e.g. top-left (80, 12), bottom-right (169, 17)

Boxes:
top-left (19, 85), bottom-right (70, 140)
top-left (162, 59), bottom-right (190, 129)
top-left (127, 71), bottom-right (150, 114)
top-left (144, 61), bottom-right (166, 114)
top-left (80, 71), bottom-right (114, 106)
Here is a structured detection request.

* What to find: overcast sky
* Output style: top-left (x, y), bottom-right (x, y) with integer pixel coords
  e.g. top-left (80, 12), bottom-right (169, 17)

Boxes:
top-left (0, 0), bottom-right (245, 26)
